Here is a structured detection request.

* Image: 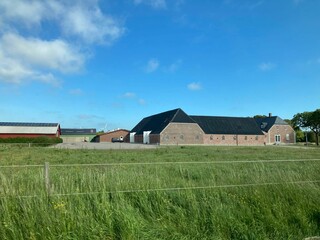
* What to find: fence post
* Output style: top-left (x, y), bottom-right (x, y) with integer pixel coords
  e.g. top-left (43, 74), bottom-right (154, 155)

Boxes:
top-left (44, 162), bottom-right (50, 196)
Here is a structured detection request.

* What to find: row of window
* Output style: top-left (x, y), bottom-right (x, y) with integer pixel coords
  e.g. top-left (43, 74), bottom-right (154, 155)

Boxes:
top-left (163, 134), bottom-right (201, 141)
top-left (163, 135), bottom-right (261, 141)
top-left (210, 135), bottom-right (260, 141)
top-left (162, 133), bottom-right (291, 143)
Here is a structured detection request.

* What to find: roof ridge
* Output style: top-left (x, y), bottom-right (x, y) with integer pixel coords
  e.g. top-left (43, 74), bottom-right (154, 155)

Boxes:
top-left (171, 108), bottom-right (182, 122)
top-left (190, 115), bottom-right (253, 119)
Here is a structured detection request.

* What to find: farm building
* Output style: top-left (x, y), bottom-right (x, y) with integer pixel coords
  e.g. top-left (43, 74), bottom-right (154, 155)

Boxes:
top-left (92, 129), bottom-right (129, 143)
top-left (130, 108), bottom-right (265, 145)
top-left (60, 128), bottom-right (96, 143)
top-left (0, 122), bottom-right (61, 138)
top-left (255, 114), bottom-right (296, 144)
top-left (191, 116), bottom-right (265, 145)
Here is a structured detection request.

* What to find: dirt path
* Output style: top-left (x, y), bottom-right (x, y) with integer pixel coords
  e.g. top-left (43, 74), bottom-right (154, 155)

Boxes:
top-left (52, 142), bottom-right (159, 150)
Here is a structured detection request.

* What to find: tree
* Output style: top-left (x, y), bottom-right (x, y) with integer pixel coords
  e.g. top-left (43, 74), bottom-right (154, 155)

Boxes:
top-left (253, 115), bottom-right (267, 118)
top-left (292, 109), bottom-right (320, 145)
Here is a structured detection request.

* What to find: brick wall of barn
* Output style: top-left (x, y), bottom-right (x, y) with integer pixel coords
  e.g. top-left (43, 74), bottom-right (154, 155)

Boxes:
top-left (99, 130), bottom-right (129, 142)
top-left (134, 134), bottom-right (143, 143)
top-left (203, 134), bottom-right (265, 146)
top-left (133, 134), bottom-right (160, 144)
top-left (160, 123), bottom-right (204, 145)
top-left (266, 124), bottom-right (296, 144)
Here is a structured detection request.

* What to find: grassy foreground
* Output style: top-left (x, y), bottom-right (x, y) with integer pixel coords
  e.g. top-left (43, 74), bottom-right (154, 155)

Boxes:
top-left (0, 145), bottom-right (320, 239)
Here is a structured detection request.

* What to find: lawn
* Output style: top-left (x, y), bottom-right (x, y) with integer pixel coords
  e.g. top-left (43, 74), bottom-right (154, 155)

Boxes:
top-left (0, 145), bottom-right (319, 239)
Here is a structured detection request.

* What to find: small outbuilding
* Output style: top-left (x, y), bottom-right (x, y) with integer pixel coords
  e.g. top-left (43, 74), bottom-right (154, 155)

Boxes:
top-left (0, 122), bottom-right (61, 138)
top-left (93, 129), bottom-right (129, 143)
top-left (60, 128), bottom-right (96, 143)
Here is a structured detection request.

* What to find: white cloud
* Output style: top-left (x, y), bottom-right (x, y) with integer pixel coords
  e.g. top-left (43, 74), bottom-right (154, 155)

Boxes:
top-left (61, 6), bottom-right (125, 45)
top-left (0, 0), bottom-right (125, 45)
top-left (0, 32), bottom-right (83, 85)
top-left (187, 82), bottom-right (202, 91)
top-left (138, 99), bottom-right (146, 105)
top-left (122, 92), bottom-right (146, 105)
top-left (166, 59), bottom-right (182, 73)
top-left (258, 62), bottom-right (276, 71)
top-left (1, 33), bottom-right (84, 73)
top-left (0, 0), bottom-right (125, 86)
top-left (122, 92), bottom-right (136, 98)
top-left (0, 50), bottom-right (60, 86)
top-left (69, 88), bottom-right (84, 95)
top-left (145, 59), bottom-right (160, 73)
top-left (0, 0), bottom-right (46, 26)
top-left (133, 0), bottom-right (166, 9)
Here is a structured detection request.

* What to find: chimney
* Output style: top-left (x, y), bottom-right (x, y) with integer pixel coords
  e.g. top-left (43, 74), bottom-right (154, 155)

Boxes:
top-left (269, 113), bottom-right (272, 117)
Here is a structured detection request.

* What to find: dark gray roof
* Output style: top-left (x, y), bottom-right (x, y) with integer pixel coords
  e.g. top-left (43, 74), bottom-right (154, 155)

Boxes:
top-left (61, 128), bottom-right (96, 135)
top-left (131, 108), bottom-right (196, 134)
top-left (0, 122), bottom-right (59, 127)
top-left (255, 116), bottom-right (288, 132)
top-left (190, 116), bottom-right (264, 135)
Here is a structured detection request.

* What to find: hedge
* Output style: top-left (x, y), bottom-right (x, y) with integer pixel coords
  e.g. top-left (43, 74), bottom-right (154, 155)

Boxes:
top-left (0, 137), bottom-right (63, 146)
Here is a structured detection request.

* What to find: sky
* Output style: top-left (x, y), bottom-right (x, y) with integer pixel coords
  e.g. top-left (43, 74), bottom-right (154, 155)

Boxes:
top-left (0, 0), bottom-right (319, 131)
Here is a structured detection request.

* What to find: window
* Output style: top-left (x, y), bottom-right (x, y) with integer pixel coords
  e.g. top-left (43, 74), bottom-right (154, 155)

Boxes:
top-left (245, 136), bottom-right (248, 140)
top-left (222, 136), bottom-right (225, 140)
top-left (255, 136), bottom-right (259, 141)
top-left (180, 135), bottom-right (184, 140)
top-left (210, 135), bottom-right (213, 140)
top-left (233, 135), bottom-right (237, 140)
top-left (286, 134), bottom-right (290, 141)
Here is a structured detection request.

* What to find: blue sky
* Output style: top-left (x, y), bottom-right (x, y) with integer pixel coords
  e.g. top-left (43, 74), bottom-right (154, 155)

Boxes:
top-left (0, 0), bottom-right (319, 131)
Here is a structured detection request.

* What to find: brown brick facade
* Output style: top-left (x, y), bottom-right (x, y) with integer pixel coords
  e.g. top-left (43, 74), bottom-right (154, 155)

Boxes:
top-left (160, 123), bottom-right (204, 145)
top-left (203, 134), bottom-right (265, 146)
top-left (265, 124), bottom-right (295, 144)
top-left (132, 123), bottom-right (204, 145)
top-left (99, 130), bottom-right (129, 142)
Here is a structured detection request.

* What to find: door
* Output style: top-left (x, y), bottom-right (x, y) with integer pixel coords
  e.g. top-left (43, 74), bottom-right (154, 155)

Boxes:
top-left (275, 134), bottom-right (281, 144)
top-left (130, 132), bottom-right (136, 143)
top-left (143, 131), bottom-right (152, 144)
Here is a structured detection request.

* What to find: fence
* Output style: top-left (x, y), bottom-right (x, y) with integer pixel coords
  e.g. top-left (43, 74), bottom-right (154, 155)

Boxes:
top-left (1, 159), bottom-right (320, 198)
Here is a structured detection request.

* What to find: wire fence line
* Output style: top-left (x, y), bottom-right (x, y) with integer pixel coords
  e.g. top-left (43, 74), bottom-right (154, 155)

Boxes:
top-left (1, 180), bottom-right (320, 199)
top-left (1, 158), bottom-right (320, 169)
top-left (1, 159), bottom-right (319, 199)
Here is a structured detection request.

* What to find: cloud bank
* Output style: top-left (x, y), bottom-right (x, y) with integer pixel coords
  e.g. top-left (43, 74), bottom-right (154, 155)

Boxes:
top-left (0, 0), bottom-right (125, 85)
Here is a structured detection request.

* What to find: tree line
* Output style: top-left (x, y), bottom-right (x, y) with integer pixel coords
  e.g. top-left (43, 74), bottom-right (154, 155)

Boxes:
top-left (292, 109), bottom-right (320, 146)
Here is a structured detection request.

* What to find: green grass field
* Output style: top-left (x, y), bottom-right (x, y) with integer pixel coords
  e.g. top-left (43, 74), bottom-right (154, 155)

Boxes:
top-left (0, 145), bottom-right (320, 239)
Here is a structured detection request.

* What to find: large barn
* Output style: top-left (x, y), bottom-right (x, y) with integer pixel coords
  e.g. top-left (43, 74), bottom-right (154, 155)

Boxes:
top-left (0, 122), bottom-right (61, 138)
top-left (130, 108), bottom-right (266, 145)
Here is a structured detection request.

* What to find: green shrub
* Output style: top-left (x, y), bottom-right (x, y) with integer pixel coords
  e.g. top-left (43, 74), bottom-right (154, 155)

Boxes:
top-left (0, 137), bottom-right (62, 146)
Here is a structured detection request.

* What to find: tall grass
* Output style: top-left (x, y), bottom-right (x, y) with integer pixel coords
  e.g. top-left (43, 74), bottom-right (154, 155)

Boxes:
top-left (0, 145), bottom-right (320, 239)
